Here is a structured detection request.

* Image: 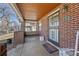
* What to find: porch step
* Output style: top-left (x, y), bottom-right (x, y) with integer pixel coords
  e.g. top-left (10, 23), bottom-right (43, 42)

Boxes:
top-left (43, 43), bottom-right (58, 54)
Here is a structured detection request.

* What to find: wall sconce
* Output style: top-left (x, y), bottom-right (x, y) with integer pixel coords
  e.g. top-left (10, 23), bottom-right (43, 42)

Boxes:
top-left (63, 4), bottom-right (70, 21)
top-left (63, 4), bottom-right (69, 13)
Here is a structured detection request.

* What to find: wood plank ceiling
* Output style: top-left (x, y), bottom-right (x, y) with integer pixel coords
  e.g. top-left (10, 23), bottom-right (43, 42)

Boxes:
top-left (16, 3), bottom-right (60, 20)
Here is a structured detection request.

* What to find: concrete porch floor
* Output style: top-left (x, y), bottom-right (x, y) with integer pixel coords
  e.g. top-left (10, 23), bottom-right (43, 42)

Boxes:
top-left (7, 36), bottom-right (59, 56)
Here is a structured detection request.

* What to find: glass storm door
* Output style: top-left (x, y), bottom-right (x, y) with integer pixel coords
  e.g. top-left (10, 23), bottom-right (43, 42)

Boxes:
top-left (48, 12), bottom-right (59, 46)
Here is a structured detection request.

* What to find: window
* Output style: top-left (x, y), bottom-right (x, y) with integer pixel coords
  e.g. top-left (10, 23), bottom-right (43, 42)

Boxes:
top-left (25, 21), bottom-right (37, 32)
top-left (39, 21), bottom-right (42, 31)
top-left (0, 3), bottom-right (21, 35)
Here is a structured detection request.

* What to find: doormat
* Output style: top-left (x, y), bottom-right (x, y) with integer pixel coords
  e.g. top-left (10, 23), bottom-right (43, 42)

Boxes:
top-left (43, 43), bottom-right (58, 54)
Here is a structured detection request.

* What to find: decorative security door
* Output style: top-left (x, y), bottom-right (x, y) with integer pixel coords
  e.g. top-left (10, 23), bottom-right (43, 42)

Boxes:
top-left (48, 11), bottom-right (59, 46)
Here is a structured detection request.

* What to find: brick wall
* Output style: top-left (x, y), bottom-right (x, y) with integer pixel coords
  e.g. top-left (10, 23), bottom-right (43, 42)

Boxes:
top-left (59, 4), bottom-right (79, 49)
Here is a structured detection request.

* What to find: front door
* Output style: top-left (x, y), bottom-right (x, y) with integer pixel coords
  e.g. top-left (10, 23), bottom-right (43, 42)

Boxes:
top-left (48, 11), bottom-right (59, 46)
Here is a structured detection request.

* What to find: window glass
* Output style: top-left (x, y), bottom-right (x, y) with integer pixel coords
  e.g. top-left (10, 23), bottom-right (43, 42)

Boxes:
top-left (25, 21), bottom-right (37, 32)
top-left (0, 3), bottom-right (21, 35)
top-left (39, 21), bottom-right (42, 31)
